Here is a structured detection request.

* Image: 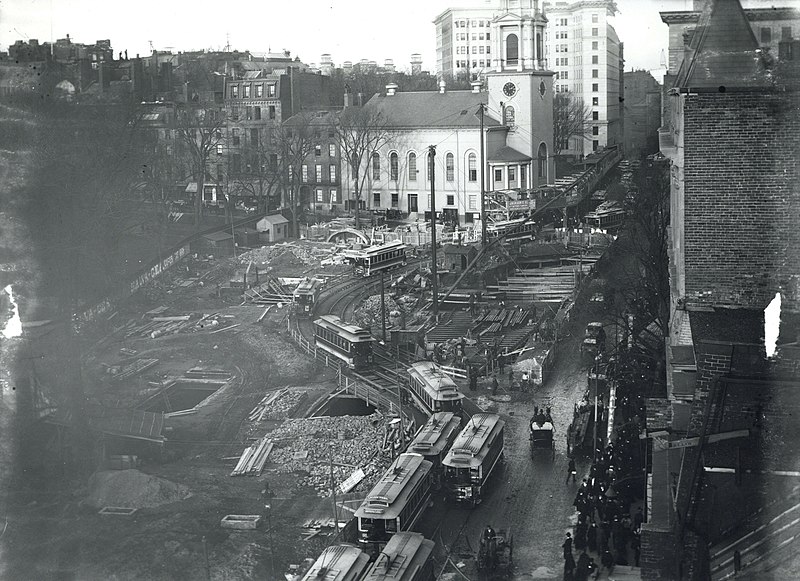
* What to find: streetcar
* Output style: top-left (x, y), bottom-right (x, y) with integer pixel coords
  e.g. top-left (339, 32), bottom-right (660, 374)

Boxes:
top-left (293, 277), bottom-right (323, 317)
top-left (300, 544), bottom-right (371, 581)
top-left (314, 315), bottom-right (374, 370)
top-left (406, 362), bottom-right (465, 415)
top-left (345, 239), bottom-right (407, 277)
top-left (442, 413), bottom-right (505, 506)
top-left (407, 412), bottom-right (462, 489)
top-left (363, 532), bottom-right (436, 581)
top-left (354, 453), bottom-right (433, 554)
top-left (486, 218), bottom-right (536, 243)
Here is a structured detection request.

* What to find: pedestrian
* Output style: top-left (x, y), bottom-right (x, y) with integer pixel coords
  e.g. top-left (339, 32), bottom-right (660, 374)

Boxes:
top-left (491, 375), bottom-right (499, 395)
top-left (633, 506), bottom-right (644, 532)
top-left (587, 520), bottom-right (598, 553)
top-left (564, 550), bottom-right (576, 581)
top-left (498, 355), bottom-right (505, 374)
top-left (575, 552), bottom-right (590, 581)
top-left (600, 547), bottom-right (615, 576)
top-left (508, 367), bottom-right (514, 384)
top-left (631, 531), bottom-right (641, 567)
top-left (562, 532), bottom-right (573, 559)
top-left (566, 457), bottom-right (577, 484)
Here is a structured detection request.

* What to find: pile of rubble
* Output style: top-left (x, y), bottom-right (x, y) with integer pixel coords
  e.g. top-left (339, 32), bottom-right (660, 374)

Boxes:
top-left (248, 388), bottom-right (308, 422)
top-left (120, 311), bottom-right (239, 339)
top-left (353, 293), bottom-right (424, 332)
top-left (266, 414), bottom-right (392, 497)
top-left (237, 240), bottom-right (350, 273)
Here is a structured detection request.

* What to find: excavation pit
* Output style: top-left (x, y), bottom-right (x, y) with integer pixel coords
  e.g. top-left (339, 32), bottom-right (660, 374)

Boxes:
top-left (316, 396), bottom-right (377, 417)
top-left (139, 379), bottom-right (227, 415)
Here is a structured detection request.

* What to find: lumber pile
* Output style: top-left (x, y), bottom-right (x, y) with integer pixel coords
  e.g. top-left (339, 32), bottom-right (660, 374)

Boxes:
top-left (108, 358), bottom-right (159, 381)
top-left (243, 279), bottom-right (294, 305)
top-left (230, 437), bottom-right (274, 477)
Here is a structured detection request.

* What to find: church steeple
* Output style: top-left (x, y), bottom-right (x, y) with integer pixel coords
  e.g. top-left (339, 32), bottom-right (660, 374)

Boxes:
top-left (490, 0), bottom-right (547, 72)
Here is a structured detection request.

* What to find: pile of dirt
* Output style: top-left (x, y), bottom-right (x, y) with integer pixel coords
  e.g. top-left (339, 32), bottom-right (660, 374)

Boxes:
top-left (85, 469), bottom-right (192, 509)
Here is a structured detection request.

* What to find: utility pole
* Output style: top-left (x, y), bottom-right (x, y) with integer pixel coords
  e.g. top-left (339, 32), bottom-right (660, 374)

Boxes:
top-left (329, 443), bottom-right (339, 534)
top-left (479, 104), bottom-right (487, 245)
top-left (593, 354), bottom-right (601, 463)
top-left (380, 270), bottom-right (387, 343)
top-left (396, 356), bottom-right (405, 451)
top-left (428, 145), bottom-right (439, 321)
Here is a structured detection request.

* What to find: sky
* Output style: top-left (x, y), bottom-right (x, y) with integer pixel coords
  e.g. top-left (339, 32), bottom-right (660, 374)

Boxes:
top-left (0, 0), bottom-right (792, 79)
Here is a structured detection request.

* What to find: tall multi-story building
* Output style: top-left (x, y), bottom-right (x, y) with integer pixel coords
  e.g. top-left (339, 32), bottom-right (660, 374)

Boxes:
top-left (542, 0), bottom-right (623, 156)
top-left (623, 69), bottom-right (661, 158)
top-left (355, 0), bottom-right (554, 226)
top-left (434, 6), bottom-right (497, 81)
top-left (642, 0), bottom-right (800, 578)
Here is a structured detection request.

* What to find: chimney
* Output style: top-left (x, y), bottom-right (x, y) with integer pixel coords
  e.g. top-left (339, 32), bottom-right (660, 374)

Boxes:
top-left (386, 83), bottom-right (398, 96)
top-left (471, 80), bottom-right (482, 93)
top-left (439, 79), bottom-right (446, 94)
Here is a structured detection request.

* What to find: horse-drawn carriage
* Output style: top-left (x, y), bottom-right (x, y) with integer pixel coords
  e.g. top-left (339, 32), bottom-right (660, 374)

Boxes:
top-left (529, 405), bottom-right (555, 459)
top-left (477, 526), bottom-right (513, 577)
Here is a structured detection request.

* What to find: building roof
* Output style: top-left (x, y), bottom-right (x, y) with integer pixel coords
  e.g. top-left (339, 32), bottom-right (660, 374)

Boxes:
top-left (367, 90), bottom-right (501, 129)
top-left (258, 214), bottom-right (289, 226)
top-left (46, 405), bottom-right (165, 443)
top-left (662, 6), bottom-right (800, 24)
top-left (489, 145), bottom-right (531, 163)
top-left (202, 231), bottom-right (234, 242)
top-left (676, 0), bottom-right (771, 88)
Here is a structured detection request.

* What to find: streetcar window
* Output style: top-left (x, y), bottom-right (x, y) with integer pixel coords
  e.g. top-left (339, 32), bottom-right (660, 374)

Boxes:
top-left (386, 519), bottom-right (398, 533)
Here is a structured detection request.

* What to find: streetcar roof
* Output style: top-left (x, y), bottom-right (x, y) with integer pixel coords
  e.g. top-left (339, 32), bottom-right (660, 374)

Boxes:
top-left (407, 362), bottom-right (464, 402)
top-left (363, 532), bottom-right (435, 581)
top-left (294, 277), bottom-right (322, 294)
top-left (408, 412), bottom-right (461, 456)
top-left (314, 315), bottom-right (374, 342)
top-left (302, 544), bottom-right (371, 581)
top-left (344, 239), bottom-right (406, 260)
top-left (443, 413), bottom-right (504, 468)
top-left (355, 453), bottom-right (432, 520)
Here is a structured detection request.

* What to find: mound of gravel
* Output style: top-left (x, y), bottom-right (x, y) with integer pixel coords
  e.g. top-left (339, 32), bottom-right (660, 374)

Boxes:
top-left (85, 469), bottom-right (192, 509)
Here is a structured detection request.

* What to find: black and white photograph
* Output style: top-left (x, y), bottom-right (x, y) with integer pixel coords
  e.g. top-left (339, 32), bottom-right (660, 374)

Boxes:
top-left (0, 0), bottom-right (798, 579)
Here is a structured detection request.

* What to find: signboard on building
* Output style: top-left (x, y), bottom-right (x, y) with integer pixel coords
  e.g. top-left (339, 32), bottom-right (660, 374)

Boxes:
top-left (507, 199), bottom-right (535, 211)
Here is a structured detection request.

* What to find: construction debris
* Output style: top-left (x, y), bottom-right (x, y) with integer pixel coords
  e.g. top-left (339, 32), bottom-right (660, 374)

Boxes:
top-left (221, 515), bottom-right (262, 530)
top-left (248, 388), bottom-right (307, 422)
top-left (231, 437), bottom-right (274, 477)
top-left (107, 358), bottom-right (159, 381)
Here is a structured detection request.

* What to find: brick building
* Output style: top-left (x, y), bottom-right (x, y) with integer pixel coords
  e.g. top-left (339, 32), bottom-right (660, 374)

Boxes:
top-left (622, 70), bottom-right (661, 158)
top-left (643, 0), bottom-right (800, 579)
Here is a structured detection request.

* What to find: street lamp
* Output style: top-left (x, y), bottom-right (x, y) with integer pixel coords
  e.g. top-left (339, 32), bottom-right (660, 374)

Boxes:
top-left (264, 504), bottom-right (274, 579)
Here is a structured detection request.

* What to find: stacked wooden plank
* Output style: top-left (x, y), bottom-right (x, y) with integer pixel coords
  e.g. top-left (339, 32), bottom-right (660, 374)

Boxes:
top-left (230, 437), bottom-right (274, 477)
top-left (243, 279), bottom-right (294, 305)
top-left (248, 388), bottom-right (288, 422)
top-left (111, 358), bottom-right (159, 381)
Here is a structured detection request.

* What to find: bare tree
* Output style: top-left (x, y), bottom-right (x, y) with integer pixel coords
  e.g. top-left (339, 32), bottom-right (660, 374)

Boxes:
top-left (229, 133), bottom-right (283, 215)
top-left (276, 112), bottom-right (317, 236)
top-left (553, 92), bottom-right (593, 158)
top-left (331, 105), bottom-right (390, 229)
top-left (175, 105), bottom-right (227, 229)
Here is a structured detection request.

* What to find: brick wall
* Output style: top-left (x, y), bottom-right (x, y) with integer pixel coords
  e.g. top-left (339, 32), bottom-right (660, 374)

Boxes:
top-left (682, 90), bottom-right (800, 311)
top-left (688, 342), bottom-right (733, 434)
top-left (641, 525), bottom-right (677, 580)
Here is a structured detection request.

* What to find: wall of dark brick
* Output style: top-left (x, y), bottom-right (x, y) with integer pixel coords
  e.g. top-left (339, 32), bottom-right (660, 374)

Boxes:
top-left (641, 525), bottom-right (677, 580)
top-left (682, 90), bottom-right (800, 312)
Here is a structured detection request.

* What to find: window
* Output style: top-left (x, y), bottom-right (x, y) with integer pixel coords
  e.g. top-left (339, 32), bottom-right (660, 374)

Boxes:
top-left (315, 144), bottom-right (322, 156)
top-left (494, 168), bottom-right (503, 183)
top-left (505, 106), bottom-right (515, 126)
top-left (246, 106), bottom-right (253, 120)
top-left (390, 152), bottom-right (399, 181)
top-left (560, 18), bottom-right (567, 26)
top-left (301, 164), bottom-right (308, 182)
top-left (506, 33), bottom-right (519, 63)
top-left (593, 140), bottom-right (599, 151)
top-left (592, 55), bottom-right (598, 64)
top-left (315, 164), bottom-right (322, 182)
top-left (562, 71), bottom-right (569, 79)
top-left (486, 45), bottom-right (490, 53)
top-left (288, 165), bottom-right (293, 182)
top-left (592, 83), bottom-right (599, 92)
top-left (521, 167), bottom-right (526, 189)
top-left (243, 84), bottom-right (251, 98)
top-left (592, 69), bottom-right (599, 78)
top-left (216, 164), bottom-right (223, 182)
top-left (372, 153), bottom-right (381, 180)
top-left (269, 153), bottom-right (278, 171)
top-left (231, 85), bottom-right (239, 98)
top-left (329, 164), bottom-right (336, 182)
top-left (269, 106), bottom-right (276, 119)
top-left (592, 41), bottom-right (598, 50)
top-left (256, 84), bottom-right (263, 98)
top-left (479, 46), bottom-right (484, 54)
top-left (472, 46), bottom-right (477, 54)
top-left (408, 152), bottom-right (417, 181)
top-left (268, 84), bottom-right (276, 97)
top-left (316, 188), bottom-right (324, 202)
top-left (231, 106), bottom-right (239, 120)
top-left (254, 107), bottom-right (261, 120)
top-left (479, 33), bottom-right (484, 40)
top-left (592, 126), bottom-right (599, 136)
top-left (592, 97), bottom-right (599, 106)
top-left (373, 192), bottom-right (381, 206)
top-left (486, 33), bottom-right (490, 41)
top-left (592, 13), bottom-right (598, 23)
top-left (391, 193), bottom-right (399, 207)
top-left (469, 195), bottom-right (477, 210)
top-left (761, 27), bottom-right (772, 44)
top-left (446, 195), bottom-right (455, 206)
top-left (782, 27), bottom-right (792, 41)
top-left (231, 128), bottom-right (240, 146)
top-left (330, 189), bottom-right (338, 203)
top-left (592, 28), bottom-right (598, 37)
top-left (468, 153), bottom-right (477, 182)
top-left (250, 128), bottom-right (258, 146)
top-left (472, 33), bottom-right (477, 41)
top-left (216, 144), bottom-right (223, 156)
top-left (592, 111), bottom-right (599, 120)
top-left (537, 143), bottom-right (547, 179)
top-left (329, 143), bottom-right (336, 157)
top-left (232, 154), bottom-right (241, 174)
top-left (446, 153), bottom-right (454, 182)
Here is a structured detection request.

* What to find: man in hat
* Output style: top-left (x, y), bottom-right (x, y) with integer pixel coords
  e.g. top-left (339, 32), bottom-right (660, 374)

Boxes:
top-left (566, 457), bottom-right (578, 485)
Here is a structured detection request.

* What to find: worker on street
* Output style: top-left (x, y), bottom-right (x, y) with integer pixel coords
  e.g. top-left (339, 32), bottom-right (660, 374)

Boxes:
top-left (491, 375), bottom-right (499, 395)
top-left (566, 457), bottom-right (577, 484)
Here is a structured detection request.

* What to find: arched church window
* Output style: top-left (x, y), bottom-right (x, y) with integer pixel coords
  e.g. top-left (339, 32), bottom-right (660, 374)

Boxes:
top-left (505, 106), bottom-right (515, 126)
top-left (537, 143), bottom-right (548, 180)
top-left (506, 34), bottom-right (519, 65)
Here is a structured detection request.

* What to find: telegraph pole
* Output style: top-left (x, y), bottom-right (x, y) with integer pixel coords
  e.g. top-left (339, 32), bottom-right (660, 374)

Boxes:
top-left (428, 145), bottom-right (439, 321)
top-left (380, 270), bottom-right (387, 343)
top-left (479, 103), bottom-right (487, 245)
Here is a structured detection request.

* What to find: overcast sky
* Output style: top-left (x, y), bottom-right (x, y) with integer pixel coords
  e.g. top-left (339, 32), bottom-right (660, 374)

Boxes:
top-left (0, 0), bottom-right (792, 79)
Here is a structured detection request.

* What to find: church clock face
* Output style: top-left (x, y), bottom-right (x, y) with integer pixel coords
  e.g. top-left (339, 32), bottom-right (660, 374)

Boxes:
top-left (503, 82), bottom-right (517, 98)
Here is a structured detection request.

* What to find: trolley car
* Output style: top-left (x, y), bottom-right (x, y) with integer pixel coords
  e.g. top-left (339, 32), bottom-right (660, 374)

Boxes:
top-left (406, 362), bottom-right (464, 415)
top-left (486, 218), bottom-right (536, 243)
top-left (346, 240), bottom-right (407, 277)
top-left (354, 453), bottom-right (433, 554)
top-left (442, 413), bottom-right (505, 506)
top-left (407, 412), bottom-right (462, 489)
top-left (363, 532), bottom-right (436, 581)
top-left (314, 315), bottom-right (374, 370)
top-left (300, 544), bottom-right (371, 581)
top-left (293, 277), bottom-right (323, 317)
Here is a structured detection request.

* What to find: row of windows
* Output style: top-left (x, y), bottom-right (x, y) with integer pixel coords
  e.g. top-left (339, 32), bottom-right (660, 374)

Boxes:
top-left (455, 59), bottom-right (489, 69)
top-left (554, 31), bottom-right (568, 39)
top-left (456, 45), bottom-right (491, 55)
top-left (315, 326), bottom-right (352, 353)
top-left (372, 192), bottom-right (400, 208)
top-left (454, 19), bottom-right (490, 28)
top-left (314, 143), bottom-right (337, 157)
top-left (455, 32), bottom-right (491, 41)
top-left (371, 151), bottom-right (468, 183)
top-left (229, 82), bottom-right (277, 99)
top-left (760, 26), bottom-right (793, 44)
top-left (300, 164), bottom-right (338, 183)
top-left (315, 188), bottom-right (339, 203)
top-left (229, 105), bottom-right (276, 121)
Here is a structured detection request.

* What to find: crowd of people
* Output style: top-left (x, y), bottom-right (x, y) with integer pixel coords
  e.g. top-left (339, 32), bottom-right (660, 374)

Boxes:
top-left (561, 441), bottom-right (644, 581)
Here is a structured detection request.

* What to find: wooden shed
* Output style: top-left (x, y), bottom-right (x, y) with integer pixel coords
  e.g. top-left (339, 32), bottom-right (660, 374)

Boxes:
top-left (256, 214), bottom-right (289, 243)
top-left (199, 231), bottom-right (235, 256)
